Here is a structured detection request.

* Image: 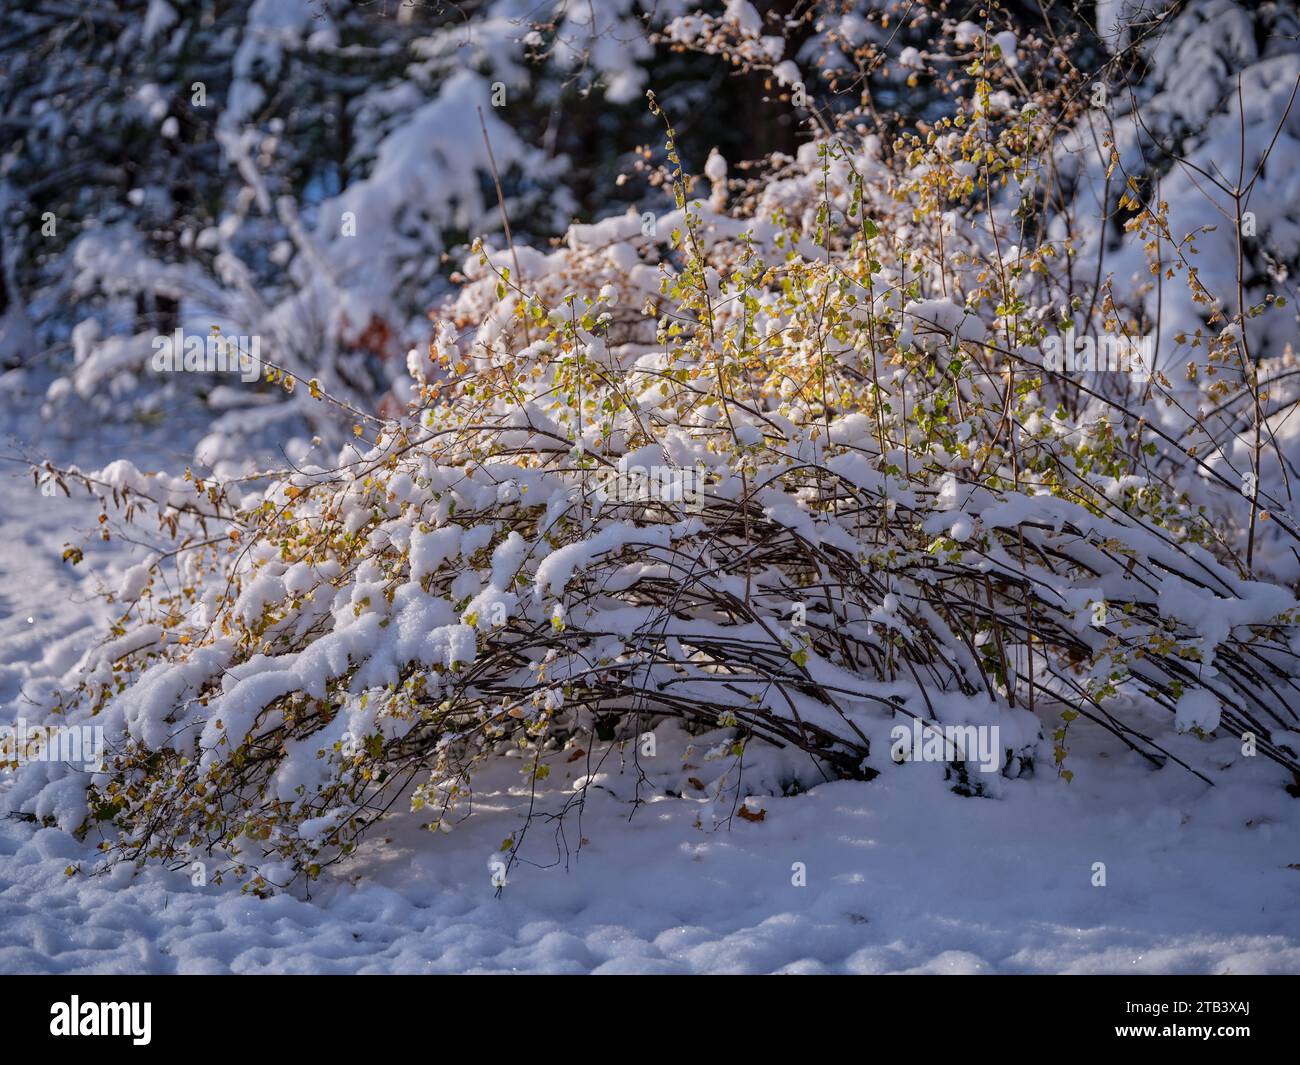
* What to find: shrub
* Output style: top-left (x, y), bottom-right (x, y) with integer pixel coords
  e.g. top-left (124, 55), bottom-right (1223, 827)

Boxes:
top-left (8, 8), bottom-right (1300, 893)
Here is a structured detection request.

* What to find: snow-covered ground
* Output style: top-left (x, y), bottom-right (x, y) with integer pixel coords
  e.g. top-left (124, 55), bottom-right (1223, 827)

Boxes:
top-left (2, 374), bottom-right (1299, 974)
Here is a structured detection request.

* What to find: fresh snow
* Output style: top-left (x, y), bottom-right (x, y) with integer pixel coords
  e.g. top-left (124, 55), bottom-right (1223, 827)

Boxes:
top-left (3, 384), bottom-right (1300, 974)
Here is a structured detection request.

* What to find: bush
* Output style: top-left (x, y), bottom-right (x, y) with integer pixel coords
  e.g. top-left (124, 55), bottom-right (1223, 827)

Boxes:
top-left (8, 5), bottom-right (1300, 893)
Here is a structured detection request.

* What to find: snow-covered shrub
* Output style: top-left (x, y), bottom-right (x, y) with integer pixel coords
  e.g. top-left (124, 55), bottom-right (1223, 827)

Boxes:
top-left (10, 31), bottom-right (1300, 889)
top-left (8, 3), bottom-right (1300, 894)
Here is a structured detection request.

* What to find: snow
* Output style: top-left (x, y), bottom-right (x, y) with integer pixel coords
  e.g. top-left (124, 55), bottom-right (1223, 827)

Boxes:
top-left (704, 148), bottom-right (727, 184)
top-left (1176, 689), bottom-right (1223, 734)
top-left (773, 61), bottom-right (803, 89)
top-left (141, 0), bottom-right (178, 44)
top-left (116, 563), bottom-right (151, 603)
top-left (6, 0), bottom-right (1300, 977)
top-left (3, 718), bottom-right (1299, 973)
top-left (3, 391), bottom-right (1300, 974)
top-left (534, 520), bottom-right (689, 597)
top-left (993, 31), bottom-right (1020, 68)
top-left (724, 1), bottom-right (762, 38)
top-left (900, 298), bottom-right (988, 347)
